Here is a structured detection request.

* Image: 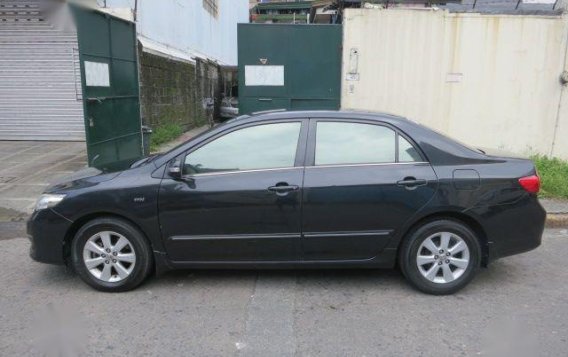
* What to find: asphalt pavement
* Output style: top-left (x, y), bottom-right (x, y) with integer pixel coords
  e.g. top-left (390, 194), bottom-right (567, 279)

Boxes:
top-left (0, 228), bottom-right (567, 356)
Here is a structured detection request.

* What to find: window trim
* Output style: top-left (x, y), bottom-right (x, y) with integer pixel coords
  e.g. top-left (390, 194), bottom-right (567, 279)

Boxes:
top-left (397, 132), bottom-right (422, 163)
top-left (176, 119), bottom-right (309, 178)
top-left (306, 118), bottom-right (427, 167)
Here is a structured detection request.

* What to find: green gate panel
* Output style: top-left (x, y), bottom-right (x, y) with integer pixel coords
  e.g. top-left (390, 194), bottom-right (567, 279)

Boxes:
top-left (290, 99), bottom-right (340, 110)
top-left (238, 24), bottom-right (342, 115)
top-left (239, 98), bottom-right (291, 114)
top-left (72, 6), bottom-right (142, 171)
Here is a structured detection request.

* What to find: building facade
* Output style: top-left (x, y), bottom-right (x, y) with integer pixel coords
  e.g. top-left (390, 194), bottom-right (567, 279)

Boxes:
top-left (100, 0), bottom-right (249, 130)
top-left (0, 0), bottom-right (249, 143)
top-left (0, 1), bottom-right (85, 140)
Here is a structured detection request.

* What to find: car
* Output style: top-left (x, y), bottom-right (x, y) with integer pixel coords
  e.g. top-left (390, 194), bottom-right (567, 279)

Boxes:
top-left (28, 110), bottom-right (546, 294)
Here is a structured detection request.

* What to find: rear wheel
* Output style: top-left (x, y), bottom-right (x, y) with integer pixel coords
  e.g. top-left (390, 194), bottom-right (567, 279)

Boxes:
top-left (399, 219), bottom-right (481, 295)
top-left (71, 218), bottom-right (153, 292)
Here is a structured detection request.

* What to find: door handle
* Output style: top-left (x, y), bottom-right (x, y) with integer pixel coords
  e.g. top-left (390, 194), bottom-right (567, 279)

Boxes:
top-left (268, 184), bottom-right (299, 196)
top-left (87, 97), bottom-right (106, 104)
top-left (397, 177), bottom-right (427, 190)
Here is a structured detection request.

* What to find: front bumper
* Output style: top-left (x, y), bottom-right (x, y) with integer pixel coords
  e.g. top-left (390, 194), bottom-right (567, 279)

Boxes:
top-left (27, 208), bottom-right (72, 265)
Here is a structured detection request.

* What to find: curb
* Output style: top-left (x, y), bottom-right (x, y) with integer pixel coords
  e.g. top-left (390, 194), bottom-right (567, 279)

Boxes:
top-left (546, 213), bottom-right (568, 228)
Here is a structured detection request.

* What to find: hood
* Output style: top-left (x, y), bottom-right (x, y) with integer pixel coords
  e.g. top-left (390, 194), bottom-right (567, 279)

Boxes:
top-left (45, 167), bottom-right (121, 193)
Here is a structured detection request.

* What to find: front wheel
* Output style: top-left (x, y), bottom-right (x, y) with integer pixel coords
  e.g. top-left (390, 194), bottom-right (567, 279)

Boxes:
top-left (399, 219), bottom-right (481, 295)
top-left (71, 218), bottom-right (153, 292)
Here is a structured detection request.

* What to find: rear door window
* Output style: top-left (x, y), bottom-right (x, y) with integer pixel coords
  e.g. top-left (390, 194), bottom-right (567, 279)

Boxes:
top-left (314, 121), bottom-right (421, 165)
top-left (315, 122), bottom-right (396, 165)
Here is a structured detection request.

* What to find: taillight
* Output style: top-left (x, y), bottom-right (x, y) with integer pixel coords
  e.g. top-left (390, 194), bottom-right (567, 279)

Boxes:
top-left (518, 175), bottom-right (540, 194)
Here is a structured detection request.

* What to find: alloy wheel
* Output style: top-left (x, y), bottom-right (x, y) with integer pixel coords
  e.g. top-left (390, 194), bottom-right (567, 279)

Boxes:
top-left (416, 232), bottom-right (470, 284)
top-left (82, 231), bottom-right (136, 283)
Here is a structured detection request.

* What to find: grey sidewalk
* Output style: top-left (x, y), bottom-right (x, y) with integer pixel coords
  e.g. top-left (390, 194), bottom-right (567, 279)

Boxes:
top-left (540, 198), bottom-right (568, 227)
top-left (0, 141), bottom-right (87, 216)
top-left (540, 198), bottom-right (568, 214)
top-left (0, 126), bottom-right (210, 220)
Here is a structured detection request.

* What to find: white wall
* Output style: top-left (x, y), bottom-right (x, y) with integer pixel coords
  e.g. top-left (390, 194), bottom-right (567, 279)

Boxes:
top-left (342, 8), bottom-right (568, 159)
top-left (106, 0), bottom-right (249, 65)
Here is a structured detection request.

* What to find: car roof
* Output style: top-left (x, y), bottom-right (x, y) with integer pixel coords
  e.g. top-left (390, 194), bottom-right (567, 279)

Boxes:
top-left (234, 110), bottom-right (413, 126)
top-left (153, 109), bottom-right (488, 169)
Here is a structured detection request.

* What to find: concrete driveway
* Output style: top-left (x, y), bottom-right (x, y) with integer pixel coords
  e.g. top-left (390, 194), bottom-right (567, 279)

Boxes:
top-left (0, 228), bottom-right (567, 356)
top-left (0, 141), bottom-right (87, 217)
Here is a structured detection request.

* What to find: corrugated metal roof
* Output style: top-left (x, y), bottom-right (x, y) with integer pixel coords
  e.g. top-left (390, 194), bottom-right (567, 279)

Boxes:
top-left (442, 0), bottom-right (561, 14)
top-left (254, 1), bottom-right (313, 10)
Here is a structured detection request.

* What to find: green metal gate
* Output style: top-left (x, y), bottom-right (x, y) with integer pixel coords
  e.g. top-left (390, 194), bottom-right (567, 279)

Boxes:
top-left (72, 6), bottom-right (142, 171)
top-left (238, 24), bottom-right (342, 115)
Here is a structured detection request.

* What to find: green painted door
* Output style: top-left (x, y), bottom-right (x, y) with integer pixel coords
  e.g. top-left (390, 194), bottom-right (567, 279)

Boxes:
top-left (73, 7), bottom-right (142, 171)
top-left (238, 24), bottom-right (342, 115)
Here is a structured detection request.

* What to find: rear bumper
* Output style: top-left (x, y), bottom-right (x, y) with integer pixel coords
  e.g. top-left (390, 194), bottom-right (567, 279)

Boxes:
top-left (478, 195), bottom-right (546, 263)
top-left (27, 209), bottom-right (72, 265)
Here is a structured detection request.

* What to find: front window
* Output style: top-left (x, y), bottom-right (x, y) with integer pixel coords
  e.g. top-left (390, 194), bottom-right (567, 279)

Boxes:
top-left (184, 122), bottom-right (301, 175)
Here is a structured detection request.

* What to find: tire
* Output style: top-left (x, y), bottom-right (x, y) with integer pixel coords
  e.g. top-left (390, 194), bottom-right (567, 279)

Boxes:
top-left (71, 217), bottom-right (153, 292)
top-left (399, 219), bottom-right (481, 295)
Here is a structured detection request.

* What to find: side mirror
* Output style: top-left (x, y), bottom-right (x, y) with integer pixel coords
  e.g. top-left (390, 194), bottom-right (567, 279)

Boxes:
top-left (168, 159), bottom-right (182, 180)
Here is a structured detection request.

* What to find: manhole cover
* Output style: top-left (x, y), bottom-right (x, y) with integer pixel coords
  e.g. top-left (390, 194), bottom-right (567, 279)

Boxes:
top-left (0, 177), bottom-right (17, 184)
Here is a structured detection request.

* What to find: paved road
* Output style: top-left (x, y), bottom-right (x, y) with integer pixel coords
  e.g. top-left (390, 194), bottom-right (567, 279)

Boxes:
top-left (1, 229), bottom-right (567, 356)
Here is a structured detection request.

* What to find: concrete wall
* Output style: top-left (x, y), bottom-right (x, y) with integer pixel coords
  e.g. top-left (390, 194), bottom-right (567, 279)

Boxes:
top-left (107, 0), bottom-right (249, 65)
top-left (102, 0), bottom-right (245, 130)
top-left (139, 49), bottom-right (201, 130)
top-left (342, 9), bottom-right (568, 159)
top-left (138, 49), bottom-right (221, 130)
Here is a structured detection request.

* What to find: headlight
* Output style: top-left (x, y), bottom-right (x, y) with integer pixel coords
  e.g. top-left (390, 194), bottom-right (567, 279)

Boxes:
top-left (34, 194), bottom-right (66, 211)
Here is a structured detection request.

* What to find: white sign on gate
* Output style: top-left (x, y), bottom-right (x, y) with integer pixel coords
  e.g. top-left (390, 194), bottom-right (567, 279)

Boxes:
top-left (85, 61), bottom-right (110, 87)
top-left (245, 65), bottom-right (284, 86)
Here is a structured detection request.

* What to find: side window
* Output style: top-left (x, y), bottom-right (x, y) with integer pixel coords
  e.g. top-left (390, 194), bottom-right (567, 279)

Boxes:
top-left (184, 122), bottom-right (301, 175)
top-left (315, 122), bottom-right (396, 165)
top-left (398, 135), bottom-right (421, 162)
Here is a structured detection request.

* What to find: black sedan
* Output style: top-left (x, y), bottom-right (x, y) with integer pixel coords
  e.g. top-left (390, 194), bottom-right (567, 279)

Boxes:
top-left (28, 110), bottom-right (546, 295)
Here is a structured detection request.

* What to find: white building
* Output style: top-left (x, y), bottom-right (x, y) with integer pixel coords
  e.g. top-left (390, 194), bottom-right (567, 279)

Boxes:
top-left (100, 0), bottom-right (249, 129)
top-left (105, 0), bottom-right (249, 65)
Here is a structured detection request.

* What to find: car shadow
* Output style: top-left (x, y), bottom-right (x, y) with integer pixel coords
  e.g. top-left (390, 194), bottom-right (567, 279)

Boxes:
top-left (150, 267), bottom-right (411, 294)
top-left (32, 260), bottom-right (521, 295)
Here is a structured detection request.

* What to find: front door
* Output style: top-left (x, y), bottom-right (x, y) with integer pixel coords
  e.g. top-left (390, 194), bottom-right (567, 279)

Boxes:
top-left (301, 119), bottom-right (438, 261)
top-left (159, 120), bottom-right (307, 262)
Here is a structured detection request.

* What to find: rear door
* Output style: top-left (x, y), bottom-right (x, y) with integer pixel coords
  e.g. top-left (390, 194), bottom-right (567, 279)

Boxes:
top-left (301, 119), bottom-right (438, 261)
top-left (159, 119), bottom-right (308, 262)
